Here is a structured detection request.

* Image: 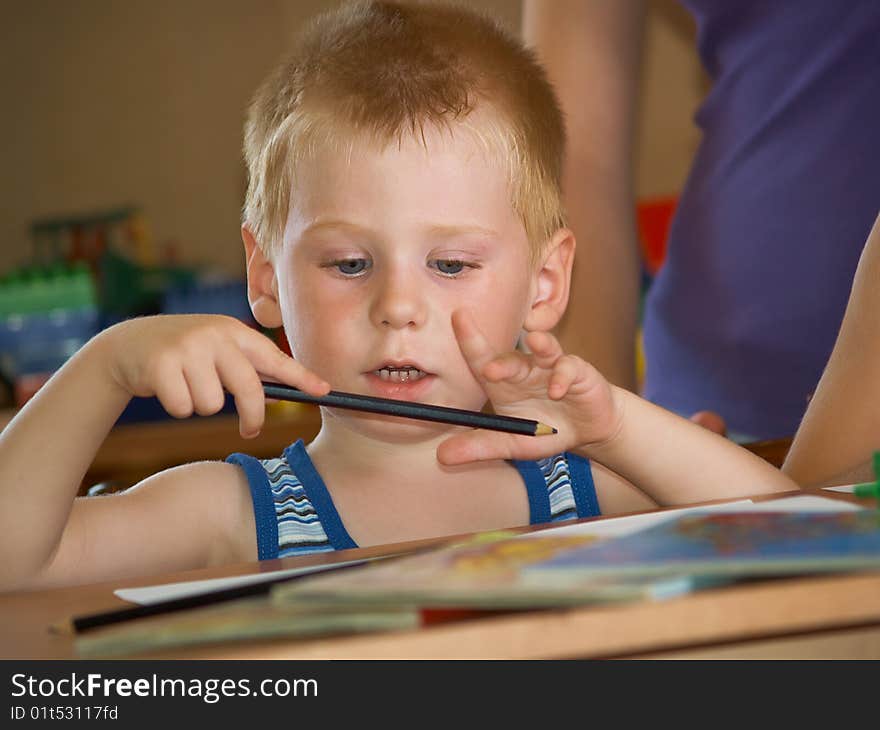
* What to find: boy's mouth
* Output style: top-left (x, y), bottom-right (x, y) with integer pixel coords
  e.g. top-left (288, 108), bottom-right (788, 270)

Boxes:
top-left (374, 365), bottom-right (428, 383)
top-left (362, 360), bottom-right (437, 401)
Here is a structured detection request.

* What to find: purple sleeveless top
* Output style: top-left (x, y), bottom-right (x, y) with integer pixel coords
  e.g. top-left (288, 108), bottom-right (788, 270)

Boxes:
top-left (642, 0), bottom-right (880, 439)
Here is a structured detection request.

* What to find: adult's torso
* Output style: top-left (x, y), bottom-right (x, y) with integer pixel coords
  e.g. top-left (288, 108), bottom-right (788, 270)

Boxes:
top-left (642, 0), bottom-right (880, 439)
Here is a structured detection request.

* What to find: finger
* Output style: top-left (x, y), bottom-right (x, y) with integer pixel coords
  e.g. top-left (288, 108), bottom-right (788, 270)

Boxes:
top-left (438, 429), bottom-right (559, 465)
top-left (451, 309), bottom-right (499, 382)
top-left (236, 328), bottom-right (330, 396)
top-left (183, 361), bottom-right (227, 417)
top-left (547, 355), bottom-right (581, 399)
top-left (523, 330), bottom-right (565, 369)
top-left (482, 351), bottom-right (532, 383)
top-left (216, 350), bottom-right (266, 438)
top-left (436, 429), bottom-right (524, 466)
top-left (153, 357), bottom-right (194, 419)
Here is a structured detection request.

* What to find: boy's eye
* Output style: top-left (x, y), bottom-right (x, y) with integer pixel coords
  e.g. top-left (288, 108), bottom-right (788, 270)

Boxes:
top-left (324, 258), bottom-right (371, 276)
top-left (430, 259), bottom-right (475, 276)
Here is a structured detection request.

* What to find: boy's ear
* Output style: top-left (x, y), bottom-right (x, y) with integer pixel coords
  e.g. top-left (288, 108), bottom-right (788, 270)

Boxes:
top-left (241, 226), bottom-right (283, 329)
top-left (523, 228), bottom-right (576, 333)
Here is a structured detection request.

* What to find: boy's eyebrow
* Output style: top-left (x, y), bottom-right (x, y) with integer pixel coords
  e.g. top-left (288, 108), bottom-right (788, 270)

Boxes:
top-left (425, 223), bottom-right (500, 240)
top-left (301, 220), bottom-right (500, 239)
top-left (301, 219), bottom-right (373, 237)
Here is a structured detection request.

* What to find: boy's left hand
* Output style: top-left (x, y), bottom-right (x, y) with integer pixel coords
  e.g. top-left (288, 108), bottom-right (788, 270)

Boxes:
top-left (437, 309), bottom-right (623, 465)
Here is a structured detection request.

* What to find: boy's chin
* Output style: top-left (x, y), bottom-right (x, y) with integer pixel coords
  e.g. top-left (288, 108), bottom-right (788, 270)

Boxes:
top-left (326, 409), bottom-right (464, 444)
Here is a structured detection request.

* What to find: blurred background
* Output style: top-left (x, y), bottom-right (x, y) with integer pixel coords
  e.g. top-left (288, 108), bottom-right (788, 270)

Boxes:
top-left (0, 0), bottom-right (705, 474)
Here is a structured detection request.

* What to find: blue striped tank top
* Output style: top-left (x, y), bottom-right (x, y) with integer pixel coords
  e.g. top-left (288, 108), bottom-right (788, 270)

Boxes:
top-left (227, 439), bottom-right (600, 560)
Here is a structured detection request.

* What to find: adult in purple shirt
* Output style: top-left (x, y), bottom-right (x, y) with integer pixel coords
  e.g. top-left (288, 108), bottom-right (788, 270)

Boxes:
top-left (523, 1), bottom-right (880, 441)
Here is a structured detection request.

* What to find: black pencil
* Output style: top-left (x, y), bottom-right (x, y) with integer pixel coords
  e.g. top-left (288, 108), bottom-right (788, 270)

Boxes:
top-left (262, 382), bottom-right (557, 436)
top-left (50, 558), bottom-right (376, 635)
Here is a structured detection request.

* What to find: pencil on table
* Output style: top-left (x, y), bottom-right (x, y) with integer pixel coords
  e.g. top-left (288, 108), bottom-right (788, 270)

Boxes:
top-left (49, 557), bottom-right (381, 635)
top-left (261, 383), bottom-right (557, 437)
top-left (48, 577), bottom-right (290, 636)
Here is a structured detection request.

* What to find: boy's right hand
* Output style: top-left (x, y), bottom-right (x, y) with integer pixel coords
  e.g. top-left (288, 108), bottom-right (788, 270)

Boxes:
top-left (100, 314), bottom-right (329, 438)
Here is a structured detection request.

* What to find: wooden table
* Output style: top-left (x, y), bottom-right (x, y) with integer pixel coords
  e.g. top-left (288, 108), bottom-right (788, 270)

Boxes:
top-left (2, 489), bottom-right (878, 660)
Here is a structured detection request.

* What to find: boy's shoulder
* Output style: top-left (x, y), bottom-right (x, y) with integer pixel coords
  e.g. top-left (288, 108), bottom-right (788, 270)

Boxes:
top-left (123, 459), bottom-right (256, 566)
top-left (31, 460), bottom-right (255, 590)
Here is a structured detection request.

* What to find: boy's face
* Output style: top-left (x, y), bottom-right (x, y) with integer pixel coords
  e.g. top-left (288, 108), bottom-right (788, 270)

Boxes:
top-left (264, 124), bottom-right (554, 440)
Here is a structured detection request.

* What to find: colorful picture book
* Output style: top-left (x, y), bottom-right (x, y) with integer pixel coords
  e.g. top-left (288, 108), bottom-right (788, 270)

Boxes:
top-left (520, 510), bottom-right (880, 582)
top-left (272, 530), bottom-right (705, 610)
top-left (74, 527), bottom-right (716, 657)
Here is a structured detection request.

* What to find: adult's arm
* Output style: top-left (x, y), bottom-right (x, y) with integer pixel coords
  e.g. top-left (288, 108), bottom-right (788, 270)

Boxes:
top-left (783, 212), bottom-right (880, 486)
top-left (522, 0), bottom-right (646, 390)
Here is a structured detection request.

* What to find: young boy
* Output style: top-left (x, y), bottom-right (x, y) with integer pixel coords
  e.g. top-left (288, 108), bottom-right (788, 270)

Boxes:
top-left (0, 1), bottom-right (797, 592)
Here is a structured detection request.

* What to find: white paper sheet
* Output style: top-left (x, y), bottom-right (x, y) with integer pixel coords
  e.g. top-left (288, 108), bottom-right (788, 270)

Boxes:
top-left (823, 484), bottom-right (857, 493)
top-left (115, 557), bottom-right (373, 606)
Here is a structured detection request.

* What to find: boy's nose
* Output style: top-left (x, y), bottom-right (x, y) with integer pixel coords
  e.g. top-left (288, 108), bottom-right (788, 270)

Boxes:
top-left (369, 268), bottom-right (428, 330)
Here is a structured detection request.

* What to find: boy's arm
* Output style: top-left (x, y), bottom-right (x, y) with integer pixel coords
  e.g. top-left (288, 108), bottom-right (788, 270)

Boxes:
top-left (589, 460), bottom-right (659, 515)
top-left (0, 332), bottom-right (132, 588)
top-left (783, 212), bottom-right (880, 486)
top-left (0, 314), bottom-right (326, 591)
top-left (522, 0), bottom-right (645, 390)
top-left (0, 335), bottom-right (252, 591)
top-left (581, 387), bottom-right (798, 507)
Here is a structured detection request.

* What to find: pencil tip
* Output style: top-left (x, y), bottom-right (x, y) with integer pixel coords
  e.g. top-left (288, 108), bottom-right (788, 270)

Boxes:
top-left (535, 423), bottom-right (556, 436)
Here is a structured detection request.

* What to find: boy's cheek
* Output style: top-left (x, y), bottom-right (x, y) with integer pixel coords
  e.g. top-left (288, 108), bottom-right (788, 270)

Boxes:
top-left (472, 311), bottom-right (528, 355)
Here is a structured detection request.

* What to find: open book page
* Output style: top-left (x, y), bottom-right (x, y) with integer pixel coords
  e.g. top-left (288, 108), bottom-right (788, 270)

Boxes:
top-left (523, 509), bottom-right (880, 582)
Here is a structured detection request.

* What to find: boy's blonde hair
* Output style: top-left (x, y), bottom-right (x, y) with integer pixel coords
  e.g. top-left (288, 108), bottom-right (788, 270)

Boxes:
top-left (243, 0), bottom-right (566, 262)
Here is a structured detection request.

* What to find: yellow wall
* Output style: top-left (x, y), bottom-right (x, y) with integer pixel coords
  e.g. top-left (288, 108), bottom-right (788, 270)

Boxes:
top-left (0, 0), bottom-right (705, 275)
